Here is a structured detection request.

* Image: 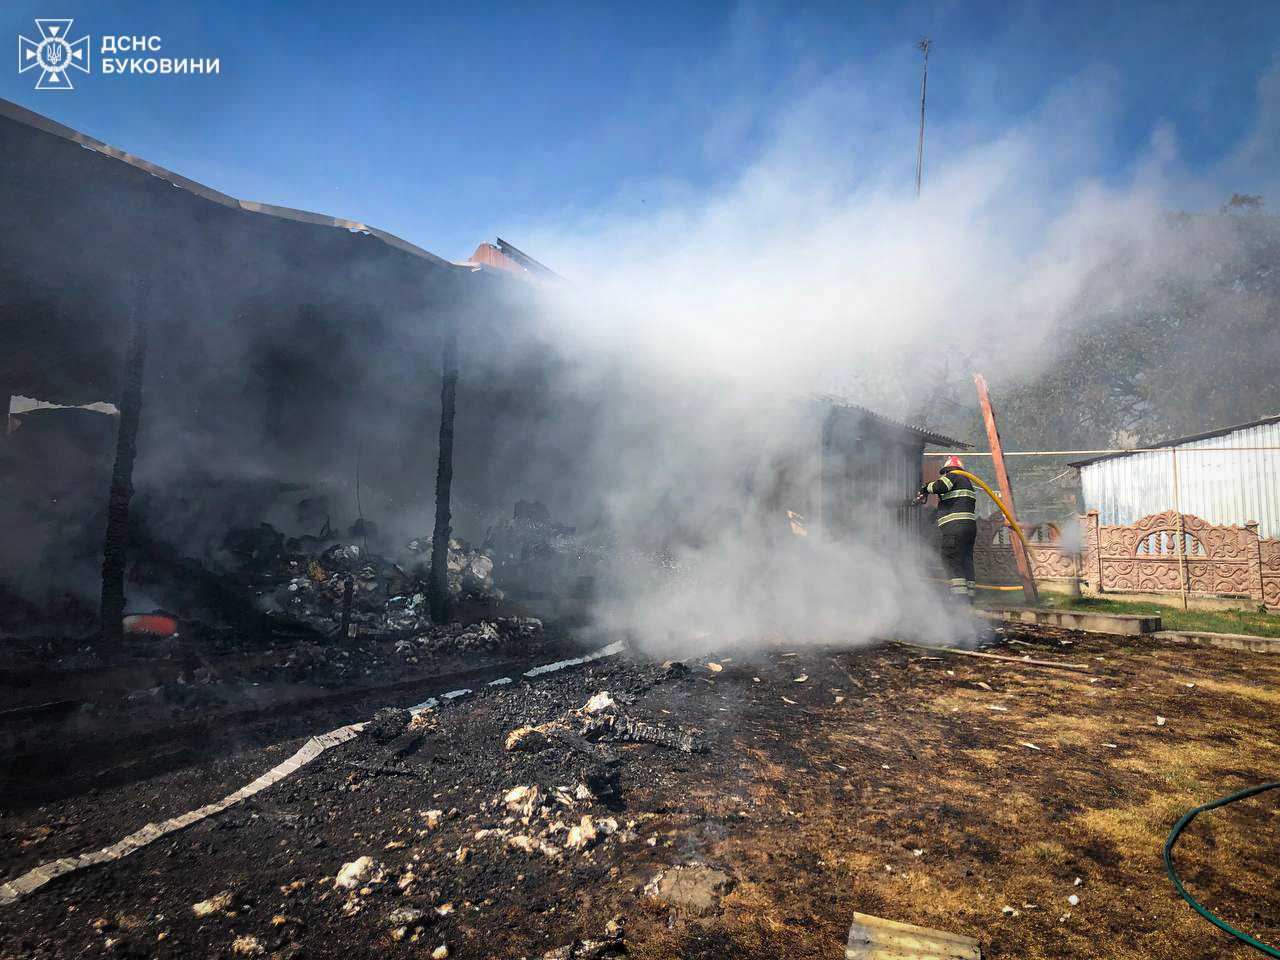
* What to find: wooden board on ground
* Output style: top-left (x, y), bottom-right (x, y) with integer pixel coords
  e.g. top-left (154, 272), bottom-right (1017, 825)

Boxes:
top-left (846, 911), bottom-right (981, 960)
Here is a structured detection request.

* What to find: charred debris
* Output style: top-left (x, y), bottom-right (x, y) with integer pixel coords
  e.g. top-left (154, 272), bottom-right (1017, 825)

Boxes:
top-left (0, 100), bottom-right (599, 673)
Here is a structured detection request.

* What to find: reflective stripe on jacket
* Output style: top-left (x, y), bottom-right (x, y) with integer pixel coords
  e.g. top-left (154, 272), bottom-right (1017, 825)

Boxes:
top-left (921, 470), bottom-right (977, 527)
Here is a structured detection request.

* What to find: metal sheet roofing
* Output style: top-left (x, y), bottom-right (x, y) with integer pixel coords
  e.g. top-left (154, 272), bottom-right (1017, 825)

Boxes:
top-left (1069, 413), bottom-right (1280, 468)
top-left (1077, 417), bottom-right (1280, 538)
top-left (820, 397), bottom-right (971, 449)
top-left (0, 96), bottom-right (459, 270)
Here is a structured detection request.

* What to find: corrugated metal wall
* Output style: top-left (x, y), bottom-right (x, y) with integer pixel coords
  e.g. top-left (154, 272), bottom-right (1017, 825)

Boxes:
top-left (1080, 420), bottom-right (1280, 538)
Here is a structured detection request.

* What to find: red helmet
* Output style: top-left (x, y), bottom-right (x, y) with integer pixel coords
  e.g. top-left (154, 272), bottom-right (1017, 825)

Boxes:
top-left (940, 455), bottom-right (964, 473)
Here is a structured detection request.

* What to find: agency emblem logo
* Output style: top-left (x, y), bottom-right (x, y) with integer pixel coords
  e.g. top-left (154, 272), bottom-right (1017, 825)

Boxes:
top-left (18, 19), bottom-right (90, 89)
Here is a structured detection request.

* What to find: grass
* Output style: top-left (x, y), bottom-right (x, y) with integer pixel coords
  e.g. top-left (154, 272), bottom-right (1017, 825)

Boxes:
top-left (1041, 594), bottom-right (1280, 638)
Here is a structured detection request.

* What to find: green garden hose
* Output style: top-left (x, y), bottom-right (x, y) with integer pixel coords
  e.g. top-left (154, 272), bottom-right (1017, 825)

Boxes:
top-left (1164, 781), bottom-right (1280, 956)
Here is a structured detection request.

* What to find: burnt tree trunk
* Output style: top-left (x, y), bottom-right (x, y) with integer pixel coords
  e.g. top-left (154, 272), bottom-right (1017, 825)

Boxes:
top-left (100, 291), bottom-right (149, 642)
top-left (427, 321), bottom-right (459, 624)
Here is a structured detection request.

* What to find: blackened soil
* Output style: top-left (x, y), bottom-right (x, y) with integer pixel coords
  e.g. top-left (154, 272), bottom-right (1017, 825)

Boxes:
top-left (2, 628), bottom-right (1279, 959)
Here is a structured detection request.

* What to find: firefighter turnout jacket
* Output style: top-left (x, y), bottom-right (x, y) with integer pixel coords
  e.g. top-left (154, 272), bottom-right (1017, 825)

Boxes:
top-left (920, 470), bottom-right (977, 527)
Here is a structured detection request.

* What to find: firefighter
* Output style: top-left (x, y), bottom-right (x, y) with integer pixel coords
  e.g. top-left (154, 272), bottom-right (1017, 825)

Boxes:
top-left (914, 455), bottom-right (977, 602)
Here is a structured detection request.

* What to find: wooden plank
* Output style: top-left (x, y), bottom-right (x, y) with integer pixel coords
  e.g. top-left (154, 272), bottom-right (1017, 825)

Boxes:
top-left (850, 912), bottom-right (980, 948)
top-left (974, 374), bottom-right (1038, 604)
top-left (847, 912), bottom-right (981, 960)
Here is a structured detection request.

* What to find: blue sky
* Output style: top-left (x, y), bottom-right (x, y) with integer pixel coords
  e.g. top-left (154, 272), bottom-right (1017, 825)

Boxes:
top-left (4, 1), bottom-right (1278, 259)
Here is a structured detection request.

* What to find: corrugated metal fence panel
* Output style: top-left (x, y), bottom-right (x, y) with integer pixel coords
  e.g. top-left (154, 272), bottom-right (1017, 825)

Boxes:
top-left (1080, 421), bottom-right (1280, 538)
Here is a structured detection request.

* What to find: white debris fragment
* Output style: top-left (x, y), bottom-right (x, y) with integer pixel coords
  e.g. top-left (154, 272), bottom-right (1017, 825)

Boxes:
top-left (334, 857), bottom-right (381, 890)
top-left (1002, 905), bottom-right (1020, 917)
top-left (232, 935), bottom-right (265, 956)
top-left (1074, 876), bottom-right (1083, 886)
top-left (582, 691), bottom-right (616, 714)
top-left (389, 906), bottom-right (427, 927)
top-left (507, 834), bottom-right (562, 859)
top-left (1020, 742), bottom-right (1041, 751)
top-left (911, 848), bottom-right (924, 857)
top-left (503, 785), bottom-right (542, 817)
top-left (706, 662), bottom-right (723, 673)
top-left (782, 697), bottom-right (797, 705)
top-left (1156, 716), bottom-right (1167, 726)
top-left (1067, 894), bottom-right (1080, 906)
top-left (566, 816), bottom-right (598, 851)
top-left (1102, 743), bottom-right (1118, 749)
top-left (192, 891), bottom-right (233, 916)
top-left (794, 675), bottom-right (808, 683)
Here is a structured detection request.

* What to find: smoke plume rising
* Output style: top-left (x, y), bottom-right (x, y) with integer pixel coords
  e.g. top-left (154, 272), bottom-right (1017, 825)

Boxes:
top-left (495, 50), bottom-right (1279, 654)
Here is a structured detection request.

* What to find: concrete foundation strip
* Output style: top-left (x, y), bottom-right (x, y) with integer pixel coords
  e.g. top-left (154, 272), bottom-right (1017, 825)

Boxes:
top-left (0, 639), bottom-right (627, 908)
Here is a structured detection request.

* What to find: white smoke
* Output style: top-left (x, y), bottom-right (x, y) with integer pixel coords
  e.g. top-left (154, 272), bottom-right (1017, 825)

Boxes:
top-left (494, 42), bottom-right (1275, 654)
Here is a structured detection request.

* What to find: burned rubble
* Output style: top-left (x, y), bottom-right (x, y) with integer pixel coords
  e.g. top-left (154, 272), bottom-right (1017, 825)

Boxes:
top-left (236, 523), bottom-right (507, 642)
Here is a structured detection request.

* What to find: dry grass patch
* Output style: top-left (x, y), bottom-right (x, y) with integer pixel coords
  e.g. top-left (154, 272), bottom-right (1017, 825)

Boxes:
top-left (1194, 678), bottom-right (1280, 708)
top-left (1022, 840), bottom-right (1071, 865)
top-left (963, 747), bottom-right (1005, 768)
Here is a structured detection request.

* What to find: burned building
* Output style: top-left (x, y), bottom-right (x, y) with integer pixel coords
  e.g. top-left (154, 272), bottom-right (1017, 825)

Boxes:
top-left (1, 97), bottom-right (967, 641)
top-left (0, 97), bottom-right (589, 635)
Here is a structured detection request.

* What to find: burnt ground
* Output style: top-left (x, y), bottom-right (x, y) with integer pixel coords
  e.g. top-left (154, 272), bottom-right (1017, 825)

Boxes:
top-left (2, 628), bottom-right (1279, 959)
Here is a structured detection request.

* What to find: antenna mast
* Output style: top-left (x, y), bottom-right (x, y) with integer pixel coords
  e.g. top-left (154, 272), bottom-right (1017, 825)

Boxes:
top-left (915, 38), bottom-right (931, 198)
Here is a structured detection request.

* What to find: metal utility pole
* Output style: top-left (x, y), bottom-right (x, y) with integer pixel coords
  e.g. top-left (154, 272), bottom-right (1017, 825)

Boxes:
top-left (915, 38), bottom-right (931, 199)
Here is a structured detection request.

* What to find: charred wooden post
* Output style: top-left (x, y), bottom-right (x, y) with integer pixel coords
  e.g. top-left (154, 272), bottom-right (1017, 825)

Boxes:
top-left (100, 286), bottom-right (150, 642)
top-left (427, 318), bottom-right (459, 624)
top-left (339, 574), bottom-right (355, 639)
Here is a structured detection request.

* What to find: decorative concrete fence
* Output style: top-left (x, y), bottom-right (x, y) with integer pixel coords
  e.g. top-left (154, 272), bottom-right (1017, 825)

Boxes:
top-left (974, 517), bottom-right (1077, 585)
top-left (975, 510), bottom-right (1280, 611)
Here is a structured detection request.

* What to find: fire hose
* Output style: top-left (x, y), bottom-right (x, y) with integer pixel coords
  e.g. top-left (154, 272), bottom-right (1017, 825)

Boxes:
top-left (950, 469), bottom-right (1036, 558)
top-left (914, 468), bottom-right (1037, 558)
top-left (1164, 781), bottom-right (1280, 957)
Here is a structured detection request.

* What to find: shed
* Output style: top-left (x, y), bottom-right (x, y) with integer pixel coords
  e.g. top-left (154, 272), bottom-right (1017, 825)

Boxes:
top-left (816, 401), bottom-right (970, 548)
top-left (1071, 414), bottom-right (1280, 538)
